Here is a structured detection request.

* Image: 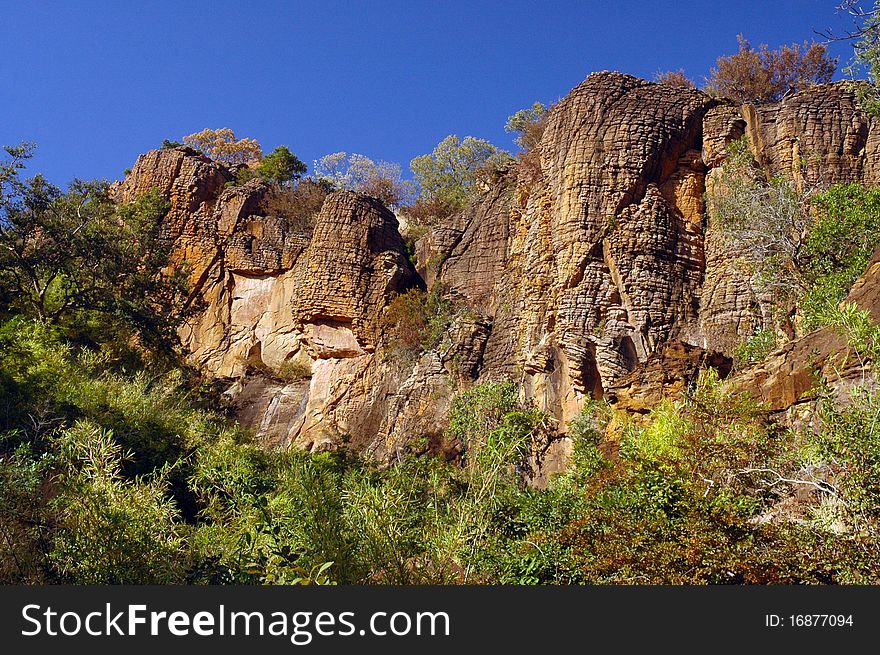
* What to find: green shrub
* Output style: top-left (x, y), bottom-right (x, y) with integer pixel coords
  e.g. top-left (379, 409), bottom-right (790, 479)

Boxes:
top-left (50, 421), bottom-right (186, 584)
top-left (734, 327), bottom-right (778, 368)
top-left (800, 184), bottom-right (880, 330)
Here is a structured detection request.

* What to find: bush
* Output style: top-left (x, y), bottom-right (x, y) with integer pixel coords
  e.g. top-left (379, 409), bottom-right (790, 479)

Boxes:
top-left (399, 195), bottom-right (461, 227)
top-left (505, 102), bottom-right (549, 188)
top-left (705, 35), bottom-right (837, 104)
top-left (4, 311), bottom-right (878, 585)
top-left (654, 69), bottom-right (695, 88)
top-left (710, 136), bottom-right (811, 300)
top-left (799, 184), bottom-right (880, 330)
top-left (259, 179), bottom-right (328, 235)
top-left (734, 327), bottom-right (778, 368)
top-left (49, 421), bottom-right (186, 584)
top-left (380, 285), bottom-right (457, 358)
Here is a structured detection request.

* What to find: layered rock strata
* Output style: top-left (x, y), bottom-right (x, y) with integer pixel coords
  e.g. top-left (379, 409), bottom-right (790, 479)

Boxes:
top-left (118, 74), bottom-right (880, 463)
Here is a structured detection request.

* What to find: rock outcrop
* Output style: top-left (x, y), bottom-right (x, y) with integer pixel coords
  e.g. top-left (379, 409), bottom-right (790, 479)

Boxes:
top-left (117, 74), bottom-right (880, 466)
top-left (119, 149), bottom-right (439, 455)
top-left (420, 75), bottom-right (880, 432)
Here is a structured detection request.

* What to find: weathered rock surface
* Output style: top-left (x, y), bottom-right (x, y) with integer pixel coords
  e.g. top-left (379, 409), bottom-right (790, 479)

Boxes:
top-left (118, 75), bottom-right (880, 467)
top-left (419, 75), bottom-right (880, 436)
top-left (606, 341), bottom-right (732, 414)
top-left (119, 149), bottom-right (449, 456)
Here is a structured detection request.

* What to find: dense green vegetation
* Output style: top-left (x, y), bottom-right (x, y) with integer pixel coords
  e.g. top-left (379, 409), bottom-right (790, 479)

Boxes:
top-left (4, 317), bottom-right (880, 584)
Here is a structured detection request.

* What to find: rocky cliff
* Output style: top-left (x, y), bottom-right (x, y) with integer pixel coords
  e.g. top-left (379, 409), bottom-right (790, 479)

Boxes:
top-left (118, 72), bottom-right (880, 467)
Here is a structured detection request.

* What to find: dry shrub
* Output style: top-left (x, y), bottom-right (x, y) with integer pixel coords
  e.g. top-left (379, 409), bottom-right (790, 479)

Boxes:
top-left (260, 179), bottom-right (328, 235)
top-left (400, 196), bottom-right (460, 228)
top-left (380, 288), bottom-right (429, 354)
top-left (654, 69), bottom-right (696, 88)
top-left (512, 114), bottom-right (548, 192)
top-left (359, 174), bottom-right (408, 209)
top-left (705, 35), bottom-right (837, 104)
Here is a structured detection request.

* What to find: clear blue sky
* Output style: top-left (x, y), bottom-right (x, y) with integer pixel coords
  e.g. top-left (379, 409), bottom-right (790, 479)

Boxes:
top-left (0, 0), bottom-right (861, 186)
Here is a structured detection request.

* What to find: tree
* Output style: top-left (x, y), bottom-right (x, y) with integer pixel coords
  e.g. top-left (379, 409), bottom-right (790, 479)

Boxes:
top-left (314, 152), bottom-right (415, 208)
top-left (182, 128), bottom-right (262, 165)
top-left (818, 1), bottom-right (880, 116)
top-left (709, 136), bottom-right (812, 300)
top-left (505, 102), bottom-right (548, 150)
top-left (654, 69), bottom-right (696, 88)
top-left (255, 145), bottom-right (307, 185)
top-left (705, 35), bottom-right (838, 103)
top-left (410, 135), bottom-right (508, 208)
top-left (0, 145), bottom-right (193, 352)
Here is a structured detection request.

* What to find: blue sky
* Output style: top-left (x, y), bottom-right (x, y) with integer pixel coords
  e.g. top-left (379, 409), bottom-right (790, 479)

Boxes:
top-left (0, 0), bottom-right (861, 186)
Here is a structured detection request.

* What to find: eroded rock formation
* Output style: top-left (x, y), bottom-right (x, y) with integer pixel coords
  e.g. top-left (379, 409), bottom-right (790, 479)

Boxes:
top-left (421, 75), bottom-right (880, 429)
top-left (117, 74), bottom-right (880, 466)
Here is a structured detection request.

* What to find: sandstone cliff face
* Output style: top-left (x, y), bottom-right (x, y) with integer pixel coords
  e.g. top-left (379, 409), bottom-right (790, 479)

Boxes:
top-left (420, 75), bottom-right (880, 430)
top-left (119, 74), bottom-right (880, 464)
top-left (119, 150), bottom-right (445, 455)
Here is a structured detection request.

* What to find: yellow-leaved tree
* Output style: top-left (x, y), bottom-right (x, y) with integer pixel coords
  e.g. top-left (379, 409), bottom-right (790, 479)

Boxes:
top-left (182, 128), bottom-right (262, 165)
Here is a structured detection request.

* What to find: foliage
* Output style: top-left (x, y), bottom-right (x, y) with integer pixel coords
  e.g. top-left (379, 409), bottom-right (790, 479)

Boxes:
top-left (654, 69), bottom-right (696, 88)
top-left (710, 137), bottom-right (880, 337)
top-left (3, 315), bottom-right (880, 585)
top-left (799, 184), bottom-right (880, 330)
top-left (259, 179), bottom-right (328, 235)
top-left (243, 351), bottom-right (312, 382)
top-left (504, 102), bottom-right (549, 187)
top-left (410, 135), bottom-right (509, 210)
top-left (399, 195), bottom-right (461, 228)
top-left (504, 102), bottom-right (548, 150)
top-left (709, 136), bottom-right (812, 301)
top-left (379, 285), bottom-right (456, 359)
top-left (733, 327), bottom-right (779, 368)
top-left (314, 152), bottom-right (415, 209)
top-left (446, 381), bottom-right (522, 452)
top-left (160, 139), bottom-right (182, 150)
top-left (0, 146), bottom-right (193, 353)
top-left (49, 421), bottom-right (186, 583)
top-left (705, 35), bottom-right (837, 103)
top-left (254, 145), bottom-right (307, 185)
top-left (182, 128), bottom-right (262, 165)
top-left (824, 1), bottom-right (880, 116)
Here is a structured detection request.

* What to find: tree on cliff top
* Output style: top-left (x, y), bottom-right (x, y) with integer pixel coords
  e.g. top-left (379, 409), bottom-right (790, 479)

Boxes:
top-left (705, 35), bottom-right (838, 103)
top-left (183, 128), bottom-right (262, 165)
top-left (314, 152), bottom-right (416, 209)
top-left (654, 69), bottom-right (696, 89)
top-left (505, 102), bottom-right (548, 151)
top-left (254, 146), bottom-right (307, 185)
top-left (410, 135), bottom-right (509, 209)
